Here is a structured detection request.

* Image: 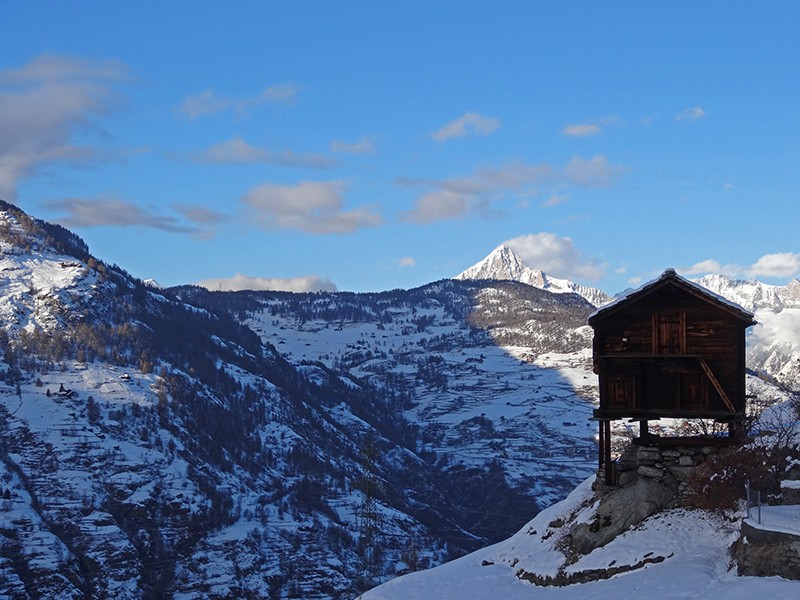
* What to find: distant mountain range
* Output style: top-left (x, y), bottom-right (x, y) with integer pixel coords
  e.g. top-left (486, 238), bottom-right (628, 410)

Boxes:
top-left (695, 273), bottom-right (800, 312)
top-left (456, 246), bottom-right (800, 393)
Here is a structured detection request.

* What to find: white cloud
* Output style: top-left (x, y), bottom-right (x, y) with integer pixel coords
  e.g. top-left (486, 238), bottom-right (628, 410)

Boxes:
top-left (562, 116), bottom-right (618, 137)
top-left (562, 123), bottom-right (600, 137)
top-left (749, 253), bottom-right (800, 278)
top-left (172, 203), bottom-right (230, 226)
top-left (194, 137), bottom-right (336, 168)
top-left (399, 156), bottom-right (623, 224)
top-left (0, 54), bottom-right (126, 199)
top-left (330, 136), bottom-right (376, 155)
top-left (195, 137), bottom-right (264, 162)
top-left (1, 54), bottom-right (125, 84)
top-left (684, 253), bottom-right (800, 280)
top-left (178, 89), bottom-right (230, 119)
top-left (504, 232), bottom-right (605, 280)
top-left (676, 106), bottom-right (706, 121)
top-left (196, 273), bottom-right (337, 293)
top-left (46, 197), bottom-right (200, 234)
top-left (398, 256), bottom-right (416, 267)
top-left (684, 259), bottom-right (725, 275)
top-left (399, 190), bottom-right (475, 224)
top-left (563, 155), bottom-right (623, 186)
top-left (259, 83), bottom-right (300, 103)
top-left (542, 194), bottom-right (569, 207)
top-left (178, 82), bottom-right (300, 119)
top-left (751, 309), bottom-right (800, 352)
top-left (432, 111), bottom-right (501, 142)
top-left (242, 180), bottom-right (383, 234)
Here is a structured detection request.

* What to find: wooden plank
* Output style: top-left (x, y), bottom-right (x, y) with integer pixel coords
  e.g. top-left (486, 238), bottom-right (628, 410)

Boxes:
top-left (603, 420), bottom-right (614, 485)
top-left (699, 358), bottom-right (736, 413)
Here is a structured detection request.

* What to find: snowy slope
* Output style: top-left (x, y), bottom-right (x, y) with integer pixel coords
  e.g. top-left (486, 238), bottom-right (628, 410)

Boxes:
top-left (362, 476), bottom-right (799, 600)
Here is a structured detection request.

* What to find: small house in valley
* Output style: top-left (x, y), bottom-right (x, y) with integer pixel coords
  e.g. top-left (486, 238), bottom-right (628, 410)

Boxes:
top-left (589, 268), bottom-right (756, 484)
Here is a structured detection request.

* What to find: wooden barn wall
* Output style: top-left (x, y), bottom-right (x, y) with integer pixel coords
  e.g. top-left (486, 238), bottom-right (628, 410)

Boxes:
top-left (594, 285), bottom-right (747, 415)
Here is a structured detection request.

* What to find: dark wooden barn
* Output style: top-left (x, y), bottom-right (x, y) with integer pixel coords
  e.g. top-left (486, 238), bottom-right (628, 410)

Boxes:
top-left (589, 268), bottom-right (755, 484)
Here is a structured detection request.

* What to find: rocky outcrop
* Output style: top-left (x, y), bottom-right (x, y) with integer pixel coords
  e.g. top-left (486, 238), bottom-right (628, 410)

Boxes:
top-left (571, 440), bottom-right (742, 555)
top-left (570, 477), bottom-right (676, 554)
top-left (516, 552), bottom-right (668, 586)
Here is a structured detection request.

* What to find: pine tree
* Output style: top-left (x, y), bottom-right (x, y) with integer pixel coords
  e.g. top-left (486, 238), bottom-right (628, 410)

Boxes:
top-left (355, 432), bottom-right (383, 590)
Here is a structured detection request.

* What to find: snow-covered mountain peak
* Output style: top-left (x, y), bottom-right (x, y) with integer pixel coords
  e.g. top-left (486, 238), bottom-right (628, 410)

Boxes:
top-left (784, 278), bottom-right (800, 300)
top-left (694, 273), bottom-right (800, 313)
top-left (455, 244), bottom-right (538, 283)
top-left (455, 244), bottom-right (612, 307)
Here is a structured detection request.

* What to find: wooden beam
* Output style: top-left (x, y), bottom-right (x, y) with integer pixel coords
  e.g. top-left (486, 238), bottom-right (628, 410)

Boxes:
top-left (699, 358), bottom-right (736, 413)
top-left (598, 420), bottom-right (604, 469)
top-left (603, 420), bottom-right (614, 485)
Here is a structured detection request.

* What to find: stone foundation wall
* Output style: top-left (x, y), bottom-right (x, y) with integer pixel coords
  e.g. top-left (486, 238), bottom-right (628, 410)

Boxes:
top-left (595, 441), bottom-right (737, 506)
top-left (735, 521), bottom-right (800, 580)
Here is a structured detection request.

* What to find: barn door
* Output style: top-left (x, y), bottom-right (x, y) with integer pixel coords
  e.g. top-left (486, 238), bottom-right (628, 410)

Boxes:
top-left (653, 312), bottom-right (686, 355)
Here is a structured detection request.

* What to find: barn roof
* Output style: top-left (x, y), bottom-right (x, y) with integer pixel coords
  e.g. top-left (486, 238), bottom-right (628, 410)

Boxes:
top-left (588, 268), bottom-right (755, 325)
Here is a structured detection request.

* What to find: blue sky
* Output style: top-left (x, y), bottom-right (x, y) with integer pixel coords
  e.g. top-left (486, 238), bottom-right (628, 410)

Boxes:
top-left (2, 2), bottom-right (800, 294)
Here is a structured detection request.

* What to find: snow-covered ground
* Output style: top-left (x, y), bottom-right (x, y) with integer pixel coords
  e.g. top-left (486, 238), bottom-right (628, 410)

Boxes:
top-left (362, 477), bottom-right (800, 600)
top-left (745, 504), bottom-right (800, 536)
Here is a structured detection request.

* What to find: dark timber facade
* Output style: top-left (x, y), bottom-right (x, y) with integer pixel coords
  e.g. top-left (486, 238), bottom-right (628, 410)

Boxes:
top-left (589, 269), bottom-right (755, 484)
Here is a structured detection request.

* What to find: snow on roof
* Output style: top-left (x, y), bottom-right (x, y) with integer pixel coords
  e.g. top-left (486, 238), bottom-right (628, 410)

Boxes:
top-left (588, 268), bottom-right (755, 323)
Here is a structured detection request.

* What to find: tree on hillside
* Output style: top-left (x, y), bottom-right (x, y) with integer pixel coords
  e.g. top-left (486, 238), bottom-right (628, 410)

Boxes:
top-left (355, 431), bottom-right (383, 591)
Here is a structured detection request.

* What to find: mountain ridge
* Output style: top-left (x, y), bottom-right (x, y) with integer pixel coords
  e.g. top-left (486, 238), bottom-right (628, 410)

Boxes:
top-left (454, 244), bottom-right (613, 307)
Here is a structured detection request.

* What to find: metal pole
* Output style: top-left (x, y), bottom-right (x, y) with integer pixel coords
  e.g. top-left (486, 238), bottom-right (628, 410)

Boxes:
top-left (745, 479), bottom-right (750, 520)
top-left (757, 490), bottom-right (762, 525)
